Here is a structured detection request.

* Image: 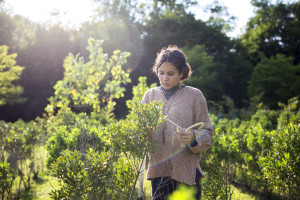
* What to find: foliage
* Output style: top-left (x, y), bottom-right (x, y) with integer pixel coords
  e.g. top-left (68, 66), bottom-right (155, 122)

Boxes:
top-left (1, 1), bottom-right (300, 199)
top-left (168, 184), bottom-right (196, 200)
top-left (46, 101), bottom-right (164, 199)
top-left (0, 22), bottom-right (78, 121)
top-left (0, 161), bottom-right (15, 200)
top-left (200, 95), bottom-right (300, 199)
top-left (241, 0), bottom-right (300, 65)
top-left (258, 99), bottom-right (300, 199)
top-left (142, 8), bottom-right (253, 109)
top-left (0, 117), bottom-right (48, 198)
top-left (204, 0), bottom-right (236, 33)
top-left (183, 43), bottom-right (252, 109)
top-left (183, 45), bottom-right (219, 102)
top-left (49, 149), bottom-right (115, 200)
top-left (92, 0), bottom-right (146, 23)
top-left (201, 117), bottom-right (240, 199)
top-left (248, 53), bottom-right (300, 108)
top-left (250, 109), bottom-right (278, 130)
top-left (0, 11), bottom-right (14, 48)
top-left (0, 45), bottom-right (26, 106)
top-left (49, 37), bottom-right (131, 122)
top-left (0, 10), bottom-right (35, 50)
top-left (46, 67), bottom-right (164, 199)
top-left (1, 81), bottom-right (299, 200)
top-left (45, 111), bottom-right (105, 167)
top-left (78, 18), bottom-right (144, 75)
top-left (126, 76), bottom-right (157, 110)
top-left (259, 123), bottom-right (300, 200)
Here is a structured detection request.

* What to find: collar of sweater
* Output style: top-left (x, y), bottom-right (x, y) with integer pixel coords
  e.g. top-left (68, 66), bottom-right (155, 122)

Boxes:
top-left (159, 83), bottom-right (185, 100)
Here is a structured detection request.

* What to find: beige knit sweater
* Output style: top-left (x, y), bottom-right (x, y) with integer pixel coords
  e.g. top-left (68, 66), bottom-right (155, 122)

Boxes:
top-left (142, 86), bottom-right (214, 185)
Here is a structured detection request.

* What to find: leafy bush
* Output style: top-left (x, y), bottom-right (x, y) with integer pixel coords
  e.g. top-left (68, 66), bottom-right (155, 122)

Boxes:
top-left (250, 109), bottom-right (278, 130)
top-left (201, 95), bottom-right (300, 199)
top-left (0, 117), bottom-right (47, 198)
top-left (201, 117), bottom-right (241, 199)
top-left (0, 161), bottom-right (15, 200)
top-left (47, 97), bottom-right (165, 199)
top-left (47, 37), bottom-right (131, 121)
top-left (46, 111), bottom-right (106, 167)
top-left (45, 36), bottom-right (164, 199)
top-left (49, 149), bottom-right (117, 199)
top-left (259, 121), bottom-right (300, 199)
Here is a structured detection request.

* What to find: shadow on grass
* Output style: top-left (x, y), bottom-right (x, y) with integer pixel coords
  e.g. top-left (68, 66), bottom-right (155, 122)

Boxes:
top-left (232, 181), bottom-right (281, 200)
top-left (16, 174), bottom-right (59, 200)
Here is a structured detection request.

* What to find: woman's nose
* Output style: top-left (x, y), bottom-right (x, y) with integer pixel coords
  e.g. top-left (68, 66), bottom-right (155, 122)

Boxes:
top-left (163, 75), bottom-right (169, 81)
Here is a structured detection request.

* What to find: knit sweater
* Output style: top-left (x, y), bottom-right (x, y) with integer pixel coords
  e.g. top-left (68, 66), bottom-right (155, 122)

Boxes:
top-left (142, 86), bottom-right (214, 185)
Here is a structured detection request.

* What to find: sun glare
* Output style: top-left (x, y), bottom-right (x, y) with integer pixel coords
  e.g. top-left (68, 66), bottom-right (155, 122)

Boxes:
top-left (6, 0), bottom-right (96, 28)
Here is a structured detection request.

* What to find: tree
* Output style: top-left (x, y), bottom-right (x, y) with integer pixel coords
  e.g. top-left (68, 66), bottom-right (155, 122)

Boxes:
top-left (0, 10), bottom-right (36, 51)
top-left (214, 42), bottom-right (253, 108)
top-left (78, 19), bottom-right (143, 73)
top-left (0, 11), bottom-right (14, 47)
top-left (0, 45), bottom-right (26, 106)
top-left (248, 54), bottom-right (300, 108)
top-left (136, 0), bottom-right (254, 111)
top-left (47, 37), bottom-right (131, 123)
top-left (241, 0), bottom-right (300, 65)
top-left (184, 45), bottom-right (220, 102)
top-left (2, 25), bottom-right (78, 121)
top-left (204, 0), bottom-right (236, 34)
top-left (92, 0), bottom-right (146, 23)
top-left (184, 42), bottom-right (253, 110)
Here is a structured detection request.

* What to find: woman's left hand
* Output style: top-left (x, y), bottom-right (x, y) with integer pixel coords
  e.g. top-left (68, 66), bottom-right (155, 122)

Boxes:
top-left (175, 129), bottom-right (195, 145)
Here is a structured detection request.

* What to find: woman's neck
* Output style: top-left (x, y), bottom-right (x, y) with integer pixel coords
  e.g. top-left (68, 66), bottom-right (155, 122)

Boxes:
top-left (160, 83), bottom-right (185, 100)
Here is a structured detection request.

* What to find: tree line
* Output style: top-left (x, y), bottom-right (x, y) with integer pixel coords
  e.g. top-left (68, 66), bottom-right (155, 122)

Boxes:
top-left (0, 0), bottom-right (300, 121)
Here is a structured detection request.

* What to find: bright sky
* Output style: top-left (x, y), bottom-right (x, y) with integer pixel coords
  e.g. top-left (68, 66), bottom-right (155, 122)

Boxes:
top-left (194, 0), bottom-right (255, 38)
top-left (5, 0), bottom-right (97, 28)
top-left (3, 0), bottom-right (297, 38)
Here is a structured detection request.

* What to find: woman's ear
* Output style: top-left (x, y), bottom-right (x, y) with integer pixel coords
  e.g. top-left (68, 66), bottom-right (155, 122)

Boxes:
top-left (180, 72), bottom-right (183, 79)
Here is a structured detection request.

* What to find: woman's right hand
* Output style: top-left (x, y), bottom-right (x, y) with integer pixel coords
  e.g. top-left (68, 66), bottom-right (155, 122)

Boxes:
top-left (175, 128), bottom-right (195, 145)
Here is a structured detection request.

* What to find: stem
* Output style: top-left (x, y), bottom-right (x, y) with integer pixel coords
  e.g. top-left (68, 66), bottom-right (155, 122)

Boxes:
top-left (129, 150), bottom-right (147, 200)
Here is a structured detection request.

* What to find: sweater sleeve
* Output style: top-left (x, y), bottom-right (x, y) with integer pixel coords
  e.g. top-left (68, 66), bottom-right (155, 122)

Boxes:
top-left (188, 91), bottom-right (214, 154)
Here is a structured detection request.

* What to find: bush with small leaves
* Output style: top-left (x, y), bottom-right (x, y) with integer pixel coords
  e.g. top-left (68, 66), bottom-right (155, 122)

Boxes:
top-left (0, 161), bottom-right (15, 200)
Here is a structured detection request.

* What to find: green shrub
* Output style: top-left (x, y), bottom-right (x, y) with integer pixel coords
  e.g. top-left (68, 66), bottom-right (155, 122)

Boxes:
top-left (49, 149), bottom-right (118, 199)
top-left (0, 161), bottom-right (15, 200)
top-left (46, 112), bottom-right (106, 167)
top-left (259, 123), bottom-right (300, 199)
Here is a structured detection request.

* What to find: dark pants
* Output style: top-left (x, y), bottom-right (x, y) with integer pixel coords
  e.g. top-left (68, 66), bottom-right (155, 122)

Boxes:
top-left (151, 169), bottom-right (202, 200)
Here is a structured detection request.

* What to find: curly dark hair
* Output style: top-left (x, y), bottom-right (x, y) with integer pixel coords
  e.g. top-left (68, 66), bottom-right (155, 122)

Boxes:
top-left (152, 45), bottom-right (192, 81)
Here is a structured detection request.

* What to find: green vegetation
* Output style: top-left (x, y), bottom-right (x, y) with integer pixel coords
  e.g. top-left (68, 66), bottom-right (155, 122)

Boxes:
top-left (1, 0), bottom-right (299, 120)
top-left (0, 0), bottom-right (300, 199)
top-left (0, 40), bottom-right (299, 199)
top-left (0, 45), bottom-right (26, 106)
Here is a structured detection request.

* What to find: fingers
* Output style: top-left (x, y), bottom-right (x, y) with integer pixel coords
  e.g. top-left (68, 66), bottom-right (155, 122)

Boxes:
top-left (175, 130), bottom-right (193, 144)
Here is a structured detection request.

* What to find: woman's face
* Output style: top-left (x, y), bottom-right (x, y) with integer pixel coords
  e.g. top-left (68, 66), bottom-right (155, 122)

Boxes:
top-left (158, 62), bottom-right (182, 90)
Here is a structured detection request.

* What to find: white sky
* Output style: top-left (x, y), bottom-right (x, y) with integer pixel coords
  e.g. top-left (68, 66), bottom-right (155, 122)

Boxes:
top-left (3, 0), bottom-right (297, 38)
top-left (4, 0), bottom-right (96, 28)
top-left (193, 0), bottom-right (256, 38)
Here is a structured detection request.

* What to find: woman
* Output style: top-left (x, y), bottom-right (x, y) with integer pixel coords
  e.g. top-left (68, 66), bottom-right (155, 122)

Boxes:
top-left (142, 46), bottom-right (214, 200)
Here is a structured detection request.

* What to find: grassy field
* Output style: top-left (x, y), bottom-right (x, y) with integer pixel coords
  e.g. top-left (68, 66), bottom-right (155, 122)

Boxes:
top-left (14, 172), bottom-right (60, 200)
top-left (9, 145), bottom-right (60, 200)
